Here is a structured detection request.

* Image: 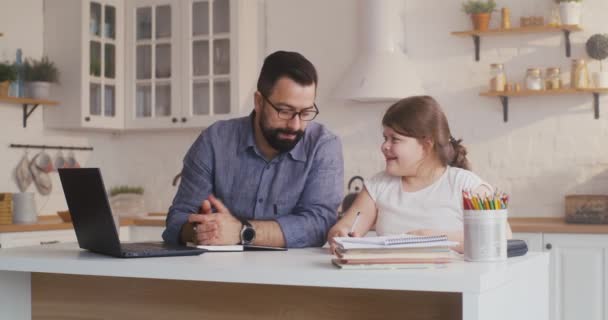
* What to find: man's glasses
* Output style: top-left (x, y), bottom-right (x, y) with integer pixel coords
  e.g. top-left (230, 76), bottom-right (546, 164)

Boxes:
top-left (261, 94), bottom-right (319, 121)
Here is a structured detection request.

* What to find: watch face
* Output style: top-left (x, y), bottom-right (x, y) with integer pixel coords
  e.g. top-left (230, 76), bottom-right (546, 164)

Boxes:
top-left (242, 227), bottom-right (256, 243)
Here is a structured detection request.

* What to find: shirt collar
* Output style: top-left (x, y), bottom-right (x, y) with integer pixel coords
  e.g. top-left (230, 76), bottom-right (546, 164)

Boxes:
top-left (239, 112), bottom-right (307, 162)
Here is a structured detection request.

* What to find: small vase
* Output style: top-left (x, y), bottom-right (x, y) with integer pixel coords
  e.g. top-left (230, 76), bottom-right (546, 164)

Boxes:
top-left (0, 81), bottom-right (10, 97)
top-left (559, 2), bottom-right (582, 26)
top-left (26, 81), bottom-right (51, 99)
top-left (471, 13), bottom-right (491, 31)
top-left (593, 71), bottom-right (608, 88)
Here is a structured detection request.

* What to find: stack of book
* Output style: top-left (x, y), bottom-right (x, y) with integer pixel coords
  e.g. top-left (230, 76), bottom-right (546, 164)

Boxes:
top-left (332, 234), bottom-right (458, 270)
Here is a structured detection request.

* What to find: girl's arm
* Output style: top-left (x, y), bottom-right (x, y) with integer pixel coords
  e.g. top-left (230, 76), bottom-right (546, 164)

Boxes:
top-left (327, 187), bottom-right (378, 254)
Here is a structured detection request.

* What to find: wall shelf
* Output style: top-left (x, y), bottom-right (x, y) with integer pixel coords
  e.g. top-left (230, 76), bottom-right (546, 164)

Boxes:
top-left (480, 88), bottom-right (608, 122)
top-left (0, 96), bottom-right (59, 128)
top-left (451, 25), bottom-right (583, 61)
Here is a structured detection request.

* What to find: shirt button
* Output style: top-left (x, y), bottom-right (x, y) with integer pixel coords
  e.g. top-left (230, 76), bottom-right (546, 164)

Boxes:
top-left (258, 198), bottom-right (263, 203)
top-left (265, 165), bottom-right (270, 170)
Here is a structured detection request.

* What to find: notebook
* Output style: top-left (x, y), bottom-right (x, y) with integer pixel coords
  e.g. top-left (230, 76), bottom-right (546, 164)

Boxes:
top-left (334, 235), bottom-right (458, 250)
top-left (58, 168), bottom-right (206, 258)
top-left (331, 258), bottom-right (449, 270)
top-left (195, 244), bottom-right (287, 252)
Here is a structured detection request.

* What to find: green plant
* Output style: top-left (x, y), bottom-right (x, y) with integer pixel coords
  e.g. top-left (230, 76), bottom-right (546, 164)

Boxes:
top-left (24, 56), bottom-right (59, 83)
top-left (0, 62), bottom-right (17, 82)
top-left (586, 34), bottom-right (608, 72)
top-left (109, 186), bottom-right (144, 197)
top-left (462, 0), bottom-right (496, 14)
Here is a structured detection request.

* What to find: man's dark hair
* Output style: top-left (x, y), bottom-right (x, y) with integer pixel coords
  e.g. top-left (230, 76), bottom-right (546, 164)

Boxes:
top-left (256, 51), bottom-right (318, 97)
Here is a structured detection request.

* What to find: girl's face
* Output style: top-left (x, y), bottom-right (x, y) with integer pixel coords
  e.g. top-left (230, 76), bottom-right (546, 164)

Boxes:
top-left (381, 126), bottom-right (429, 176)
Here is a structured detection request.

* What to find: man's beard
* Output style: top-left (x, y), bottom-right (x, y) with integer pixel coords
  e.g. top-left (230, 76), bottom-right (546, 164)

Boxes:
top-left (260, 110), bottom-right (304, 153)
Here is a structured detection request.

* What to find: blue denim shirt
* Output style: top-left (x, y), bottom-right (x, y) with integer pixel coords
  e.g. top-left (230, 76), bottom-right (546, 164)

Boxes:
top-left (162, 114), bottom-right (344, 247)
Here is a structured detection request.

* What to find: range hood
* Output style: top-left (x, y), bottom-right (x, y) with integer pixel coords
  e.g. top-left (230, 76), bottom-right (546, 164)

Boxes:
top-left (335, 0), bottom-right (424, 102)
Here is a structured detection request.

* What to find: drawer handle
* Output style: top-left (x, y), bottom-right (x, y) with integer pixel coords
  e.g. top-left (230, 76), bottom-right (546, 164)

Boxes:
top-left (40, 240), bottom-right (59, 245)
top-left (545, 243), bottom-right (552, 250)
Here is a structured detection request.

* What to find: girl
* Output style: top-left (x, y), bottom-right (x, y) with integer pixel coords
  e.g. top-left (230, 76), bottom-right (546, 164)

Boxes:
top-left (328, 96), bottom-right (512, 253)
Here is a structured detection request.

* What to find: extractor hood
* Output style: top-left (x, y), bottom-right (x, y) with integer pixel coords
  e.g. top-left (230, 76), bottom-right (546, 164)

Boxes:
top-left (335, 0), bottom-right (424, 102)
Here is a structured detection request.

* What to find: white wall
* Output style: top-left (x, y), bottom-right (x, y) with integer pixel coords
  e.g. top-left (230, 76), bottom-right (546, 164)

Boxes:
top-left (1, 0), bottom-right (608, 218)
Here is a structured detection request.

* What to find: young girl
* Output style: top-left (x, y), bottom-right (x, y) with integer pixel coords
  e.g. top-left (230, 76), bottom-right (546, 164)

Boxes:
top-left (328, 96), bottom-right (512, 253)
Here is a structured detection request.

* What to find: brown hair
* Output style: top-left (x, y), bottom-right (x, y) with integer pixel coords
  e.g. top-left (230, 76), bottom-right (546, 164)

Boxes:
top-left (382, 96), bottom-right (471, 170)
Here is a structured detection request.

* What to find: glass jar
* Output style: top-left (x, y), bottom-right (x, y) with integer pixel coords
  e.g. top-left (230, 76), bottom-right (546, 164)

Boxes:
top-left (525, 68), bottom-right (543, 91)
top-left (571, 59), bottom-right (590, 89)
top-left (489, 64), bottom-right (507, 92)
top-left (545, 67), bottom-right (562, 90)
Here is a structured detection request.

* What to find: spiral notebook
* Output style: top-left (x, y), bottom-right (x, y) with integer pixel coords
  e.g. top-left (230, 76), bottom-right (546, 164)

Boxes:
top-left (334, 235), bottom-right (458, 250)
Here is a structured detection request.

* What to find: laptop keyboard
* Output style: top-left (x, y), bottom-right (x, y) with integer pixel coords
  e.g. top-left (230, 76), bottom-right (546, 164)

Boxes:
top-left (121, 243), bottom-right (174, 256)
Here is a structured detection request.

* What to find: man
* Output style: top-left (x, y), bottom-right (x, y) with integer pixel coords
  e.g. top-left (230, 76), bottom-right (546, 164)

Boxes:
top-left (162, 51), bottom-right (344, 248)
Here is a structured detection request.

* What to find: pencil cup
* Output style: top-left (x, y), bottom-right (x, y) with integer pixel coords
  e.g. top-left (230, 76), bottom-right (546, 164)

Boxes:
top-left (463, 209), bottom-right (507, 262)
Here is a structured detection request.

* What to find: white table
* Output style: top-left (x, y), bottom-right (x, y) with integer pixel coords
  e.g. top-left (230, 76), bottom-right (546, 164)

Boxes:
top-left (0, 243), bottom-right (549, 320)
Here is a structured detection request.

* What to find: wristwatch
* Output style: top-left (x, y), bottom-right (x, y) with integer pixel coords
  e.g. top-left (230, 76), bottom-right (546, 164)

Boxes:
top-left (239, 219), bottom-right (256, 245)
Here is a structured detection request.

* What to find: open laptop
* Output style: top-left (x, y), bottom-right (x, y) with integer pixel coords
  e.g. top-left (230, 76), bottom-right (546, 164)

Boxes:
top-left (58, 168), bottom-right (206, 258)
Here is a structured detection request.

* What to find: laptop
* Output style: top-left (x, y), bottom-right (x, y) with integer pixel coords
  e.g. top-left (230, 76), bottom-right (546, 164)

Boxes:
top-left (58, 168), bottom-right (206, 258)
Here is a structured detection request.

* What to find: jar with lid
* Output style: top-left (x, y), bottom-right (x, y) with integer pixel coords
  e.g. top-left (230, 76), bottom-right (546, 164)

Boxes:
top-left (571, 59), bottom-right (590, 89)
top-left (545, 67), bottom-right (561, 90)
top-left (489, 64), bottom-right (507, 92)
top-left (525, 68), bottom-right (543, 91)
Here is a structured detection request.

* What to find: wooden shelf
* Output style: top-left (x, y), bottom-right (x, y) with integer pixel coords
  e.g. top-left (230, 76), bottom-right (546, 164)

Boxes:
top-left (480, 88), bottom-right (608, 122)
top-left (0, 96), bottom-right (59, 128)
top-left (451, 25), bottom-right (583, 61)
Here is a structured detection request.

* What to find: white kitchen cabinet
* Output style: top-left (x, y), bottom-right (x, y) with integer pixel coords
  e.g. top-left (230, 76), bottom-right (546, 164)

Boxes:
top-left (124, 0), bottom-right (261, 129)
top-left (128, 225), bottom-right (164, 242)
top-left (0, 227), bottom-right (130, 249)
top-left (43, 0), bottom-right (125, 130)
top-left (542, 233), bottom-right (608, 320)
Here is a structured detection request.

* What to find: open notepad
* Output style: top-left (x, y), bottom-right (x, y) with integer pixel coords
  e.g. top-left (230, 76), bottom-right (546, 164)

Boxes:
top-left (194, 244), bottom-right (287, 252)
top-left (334, 234), bottom-right (458, 250)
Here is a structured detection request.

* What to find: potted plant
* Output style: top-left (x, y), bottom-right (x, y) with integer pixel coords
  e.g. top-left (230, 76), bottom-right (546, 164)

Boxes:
top-left (586, 34), bottom-right (608, 88)
top-left (462, 0), bottom-right (497, 31)
top-left (23, 56), bottom-right (59, 99)
top-left (0, 62), bottom-right (17, 97)
top-left (555, 0), bottom-right (583, 26)
top-left (109, 186), bottom-right (146, 218)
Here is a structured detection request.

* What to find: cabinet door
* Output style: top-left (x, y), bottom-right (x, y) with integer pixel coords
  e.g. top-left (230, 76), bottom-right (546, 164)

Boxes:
top-left (543, 234), bottom-right (608, 320)
top-left (129, 226), bottom-right (164, 242)
top-left (181, 0), bottom-right (237, 128)
top-left (513, 232), bottom-right (543, 252)
top-left (125, 0), bottom-right (181, 129)
top-left (0, 230), bottom-right (77, 249)
top-left (84, 0), bottom-right (124, 129)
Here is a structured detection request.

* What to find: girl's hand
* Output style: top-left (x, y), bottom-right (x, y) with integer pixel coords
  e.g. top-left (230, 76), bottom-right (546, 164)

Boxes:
top-left (327, 225), bottom-right (361, 255)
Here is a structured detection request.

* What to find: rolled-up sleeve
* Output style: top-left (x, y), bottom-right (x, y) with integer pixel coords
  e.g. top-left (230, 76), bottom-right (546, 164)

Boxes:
top-left (162, 133), bottom-right (214, 244)
top-left (275, 136), bottom-right (344, 248)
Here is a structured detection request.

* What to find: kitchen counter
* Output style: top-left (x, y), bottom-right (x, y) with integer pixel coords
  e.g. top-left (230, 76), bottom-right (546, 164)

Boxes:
top-left (509, 217), bottom-right (608, 234)
top-left (0, 214), bottom-right (165, 233)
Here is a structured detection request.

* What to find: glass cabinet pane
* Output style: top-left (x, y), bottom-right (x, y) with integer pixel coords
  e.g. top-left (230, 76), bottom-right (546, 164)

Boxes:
top-left (136, 7), bottom-right (152, 40)
top-left (136, 45), bottom-right (152, 79)
top-left (213, 81), bottom-right (230, 114)
top-left (192, 1), bottom-right (209, 36)
top-left (213, 39), bottom-right (230, 75)
top-left (90, 2), bottom-right (102, 37)
top-left (90, 41), bottom-right (101, 77)
top-left (104, 85), bottom-right (115, 117)
top-left (104, 44), bottom-right (115, 79)
top-left (90, 83), bottom-right (101, 115)
top-left (193, 81), bottom-right (210, 115)
top-left (155, 84), bottom-right (171, 116)
top-left (193, 41), bottom-right (209, 76)
top-left (156, 5), bottom-right (171, 39)
top-left (155, 44), bottom-right (171, 79)
top-left (104, 5), bottom-right (116, 39)
top-left (136, 85), bottom-right (152, 117)
top-left (213, 0), bottom-right (230, 33)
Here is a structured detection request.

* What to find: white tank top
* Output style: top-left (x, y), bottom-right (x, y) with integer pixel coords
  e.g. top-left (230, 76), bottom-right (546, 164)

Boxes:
top-left (365, 166), bottom-right (487, 236)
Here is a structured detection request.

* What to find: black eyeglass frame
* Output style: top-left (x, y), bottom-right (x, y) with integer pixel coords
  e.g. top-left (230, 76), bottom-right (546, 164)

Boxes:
top-left (260, 94), bottom-right (319, 121)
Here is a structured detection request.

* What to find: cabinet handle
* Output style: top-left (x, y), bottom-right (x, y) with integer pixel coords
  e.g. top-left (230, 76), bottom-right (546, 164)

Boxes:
top-left (545, 243), bottom-right (552, 250)
top-left (40, 240), bottom-right (60, 245)
top-left (172, 117), bottom-right (178, 123)
top-left (84, 116), bottom-right (91, 122)
top-left (181, 117), bottom-right (187, 123)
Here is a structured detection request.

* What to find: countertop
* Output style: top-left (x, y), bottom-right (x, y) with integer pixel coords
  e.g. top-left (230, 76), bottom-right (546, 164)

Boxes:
top-left (3, 214), bottom-right (608, 235)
